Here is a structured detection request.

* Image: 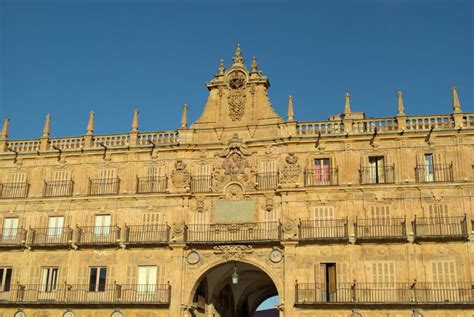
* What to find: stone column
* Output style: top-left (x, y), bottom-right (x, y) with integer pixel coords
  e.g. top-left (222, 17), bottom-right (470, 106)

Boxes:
top-left (168, 242), bottom-right (186, 317)
top-left (281, 240), bottom-right (298, 317)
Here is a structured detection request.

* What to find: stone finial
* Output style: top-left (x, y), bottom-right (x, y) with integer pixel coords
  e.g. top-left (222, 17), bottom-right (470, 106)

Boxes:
top-left (452, 86), bottom-right (462, 113)
top-left (287, 95), bottom-right (294, 121)
top-left (344, 92), bottom-right (351, 114)
top-left (42, 113), bottom-right (51, 137)
top-left (397, 91), bottom-right (406, 116)
top-left (86, 111), bottom-right (95, 135)
top-left (131, 109), bottom-right (139, 132)
top-left (232, 43), bottom-right (244, 65)
top-left (251, 57), bottom-right (258, 72)
top-left (218, 59), bottom-right (225, 75)
top-left (181, 104), bottom-right (188, 128)
top-left (1, 117), bottom-right (9, 140)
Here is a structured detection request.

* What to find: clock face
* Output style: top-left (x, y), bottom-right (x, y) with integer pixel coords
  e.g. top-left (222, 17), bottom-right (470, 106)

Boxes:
top-left (227, 71), bottom-right (246, 89)
top-left (111, 312), bottom-right (124, 317)
top-left (269, 249), bottom-right (283, 263)
top-left (14, 312), bottom-right (26, 317)
top-left (63, 312), bottom-right (75, 317)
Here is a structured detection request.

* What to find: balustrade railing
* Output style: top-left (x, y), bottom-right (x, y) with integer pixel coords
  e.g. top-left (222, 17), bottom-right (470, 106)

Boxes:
top-left (92, 134), bottom-right (130, 148)
top-left (405, 115), bottom-right (454, 131)
top-left (463, 115), bottom-right (474, 127)
top-left (360, 165), bottom-right (395, 184)
top-left (137, 131), bottom-right (179, 145)
top-left (88, 178), bottom-right (120, 196)
top-left (299, 219), bottom-right (348, 241)
top-left (123, 224), bottom-right (170, 245)
top-left (28, 227), bottom-right (73, 246)
top-left (304, 167), bottom-right (338, 186)
top-left (256, 172), bottom-right (279, 190)
top-left (186, 222), bottom-right (280, 244)
top-left (415, 163), bottom-right (453, 183)
top-left (352, 118), bottom-right (398, 133)
top-left (49, 137), bottom-right (84, 150)
top-left (43, 180), bottom-right (74, 197)
top-left (75, 225), bottom-right (121, 246)
top-left (0, 182), bottom-right (29, 199)
top-left (295, 282), bottom-right (473, 304)
top-left (136, 176), bottom-right (167, 194)
top-left (296, 121), bottom-right (344, 135)
top-left (6, 140), bottom-right (40, 152)
top-left (0, 227), bottom-right (27, 247)
top-left (0, 283), bottom-right (170, 305)
top-left (413, 216), bottom-right (468, 240)
top-left (355, 217), bottom-right (406, 241)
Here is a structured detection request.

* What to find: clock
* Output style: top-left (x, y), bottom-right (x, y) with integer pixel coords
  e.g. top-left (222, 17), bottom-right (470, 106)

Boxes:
top-left (227, 71), bottom-right (246, 89)
top-left (269, 249), bottom-right (283, 263)
top-left (63, 312), bottom-right (75, 317)
top-left (14, 311), bottom-right (26, 317)
top-left (111, 311), bottom-right (124, 317)
top-left (187, 250), bottom-right (201, 265)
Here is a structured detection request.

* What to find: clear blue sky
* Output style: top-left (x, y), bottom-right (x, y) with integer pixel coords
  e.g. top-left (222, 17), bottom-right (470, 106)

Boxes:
top-left (0, 0), bottom-right (472, 140)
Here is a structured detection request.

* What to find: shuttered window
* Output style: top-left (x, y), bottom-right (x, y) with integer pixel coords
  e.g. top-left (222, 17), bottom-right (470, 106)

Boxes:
top-left (431, 261), bottom-right (456, 283)
top-left (2, 218), bottom-right (19, 239)
top-left (52, 170), bottom-right (71, 181)
top-left (428, 204), bottom-right (448, 218)
top-left (371, 261), bottom-right (395, 284)
top-left (99, 168), bottom-right (117, 179)
top-left (313, 206), bottom-right (334, 225)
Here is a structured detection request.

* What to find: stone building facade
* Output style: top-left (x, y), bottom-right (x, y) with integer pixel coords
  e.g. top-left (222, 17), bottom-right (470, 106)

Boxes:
top-left (0, 46), bottom-right (473, 317)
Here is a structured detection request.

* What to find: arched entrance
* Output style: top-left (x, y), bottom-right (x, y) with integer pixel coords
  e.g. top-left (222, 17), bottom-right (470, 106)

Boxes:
top-left (188, 261), bottom-right (279, 317)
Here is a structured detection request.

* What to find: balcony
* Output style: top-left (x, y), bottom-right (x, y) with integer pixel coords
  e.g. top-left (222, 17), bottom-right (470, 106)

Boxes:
top-left (304, 167), bottom-right (338, 187)
top-left (186, 222), bottom-right (280, 244)
top-left (136, 176), bottom-right (167, 194)
top-left (191, 175), bottom-right (212, 193)
top-left (27, 227), bottom-right (73, 247)
top-left (413, 216), bottom-right (468, 241)
top-left (360, 165), bottom-right (395, 184)
top-left (416, 164), bottom-right (453, 183)
top-left (355, 217), bottom-right (406, 242)
top-left (299, 219), bottom-right (348, 242)
top-left (256, 172), bottom-right (279, 190)
top-left (88, 178), bottom-right (120, 196)
top-left (0, 283), bottom-right (170, 305)
top-left (43, 180), bottom-right (74, 198)
top-left (75, 225), bottom-right (121, 246)
top-left (0, 228), bottom-right (27, 247)
top-left (122, 224), bottom-right (170, 245)
top-left (0, 182), bottom-right (29, 199)
top-left (295, 282), bottom-right (473, 305)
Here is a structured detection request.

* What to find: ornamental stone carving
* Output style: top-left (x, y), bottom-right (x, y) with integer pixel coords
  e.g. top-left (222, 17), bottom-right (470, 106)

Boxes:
top-left (227, 70), bottom-right (247, 122)
top-left (171, 160), bottom-right (190, 191)
top-left (213, 244), bottom-right (253, 260)
top-left (282, 218), bottom-right (298, 239)
top-left (280, 153), bottom-right (301, 185)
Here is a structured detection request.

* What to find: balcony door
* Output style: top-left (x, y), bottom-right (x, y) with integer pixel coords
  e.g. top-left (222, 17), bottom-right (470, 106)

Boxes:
top-left (137, 266), bottom-right (157, 294)
top-left (89, 267), bottom-right (107, 292)
top-left (2, 218), bottom-right (19, 240)
top-left (314, 158), bottom-right (331, 183)
top-left (94, 215), bottom-right (111, 236)
top-left (424, 154), bottom-right (434, 182)
top-left (47, 216), bottom-right (64, 238)
top-left (368, 156), bottom-right (385, 184)
top-left (41, 267), bottom-right (58, 292)
top-left (0, 267), bottom-right (12, 292)
top-left (320, 263), bottom-right (337, 302)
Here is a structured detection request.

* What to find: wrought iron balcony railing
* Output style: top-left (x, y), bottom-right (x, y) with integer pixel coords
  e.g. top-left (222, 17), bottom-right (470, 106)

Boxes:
top-left (136, 176), bottom-right (167, 194)
top-left (0, 283), bottom-right (171, 305)
top-left (415, 163), bottom-right (453, 183)
top-left (256, 172), bottom-right (279, 190)
top-left (186, 222), bottom-right (280, 244)
top-left (88, 178), bottom-right (120, 196)
top-left (413, 216), bottom-right (468, 241)
top-left (0, 227), bottom-right (27, 247)
top-left (0, 182), bottom-right (29, 199)
top-left (295, 282), bottom-right (474, 305)
top-left (299, 219), bottom-right (348, 242)
top-left (122, 224), bottom-right (170, 245)
top-left (27, 227), bottom-right (73, 246)
top-left (43, 180), bottom-right (74, 197)
top-left (190, 175), bottom-right (212, 193)
top-left (304, 167), bottom-right (338, 187)
top-left (360, 165), bottom-right (395, 184)
top-left (75, 225), bottom-right (121, 246)
top-left (355, 217), bottom-right (406, 241)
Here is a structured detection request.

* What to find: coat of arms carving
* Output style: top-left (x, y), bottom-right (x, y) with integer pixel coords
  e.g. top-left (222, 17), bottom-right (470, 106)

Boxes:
top-left (171, 160), bottom-right (190, 191)
top-left (280, 153), bottom-right (301, 184)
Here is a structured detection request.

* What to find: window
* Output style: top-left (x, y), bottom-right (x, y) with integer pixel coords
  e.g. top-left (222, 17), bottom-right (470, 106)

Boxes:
top-left (94, 215), bottom-right (111, 236)
top-left (47, 216), bottom-right (64, 238)
top-left (0, 267), bottom-right (12, 292)
top-left (137, 266), bottom-right (157, 294)
top-left (370, 261), bottom-right (395, 284)
top-left (430, 261), bottom-right (456, 284)
top-left (313, 158), bottom-right (331, 182)
top-left (2, 218), bottom-right (19, 240)
top-left (313, 206), bottom-right (334, 225)
top-left (424, 154), bottom-right (434, 182)
top-left (89, 267), bottom-right (107, 292)
top-left (368, 156), bottom-right (385, 184)
top-left (41, 267), bottom-right (58, 292)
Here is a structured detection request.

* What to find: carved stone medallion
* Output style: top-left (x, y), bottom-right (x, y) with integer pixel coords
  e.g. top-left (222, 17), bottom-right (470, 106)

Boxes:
top-left (187, 251), bottom-right (201, 265)
top-left (280, 153), bottom-right (301, 184)
top-left (213, 245), bottom-right (253, 260)
top-left (223, 152), bottom-right (247, 176)
top-left (269, 248), bottom-right (283, 263)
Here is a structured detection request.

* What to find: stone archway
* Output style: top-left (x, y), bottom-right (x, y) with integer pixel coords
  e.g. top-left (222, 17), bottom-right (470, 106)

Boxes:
top-left (188, 261), bottom-right (279, 317)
